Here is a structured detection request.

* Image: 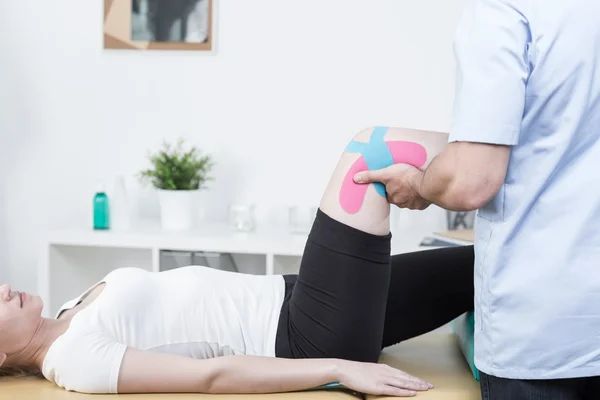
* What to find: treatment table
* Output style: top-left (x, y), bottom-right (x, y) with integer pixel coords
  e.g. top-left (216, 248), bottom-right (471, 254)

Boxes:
top-left (0, 333), bottom-right (480, 400)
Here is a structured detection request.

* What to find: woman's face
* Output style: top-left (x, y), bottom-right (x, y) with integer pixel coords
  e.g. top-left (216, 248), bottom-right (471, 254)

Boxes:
top-left (0, 284), bottom-right (44, 366)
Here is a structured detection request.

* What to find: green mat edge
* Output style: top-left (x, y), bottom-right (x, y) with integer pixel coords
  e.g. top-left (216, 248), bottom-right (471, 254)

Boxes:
top-left (450, 311), bottom-right (480, 382)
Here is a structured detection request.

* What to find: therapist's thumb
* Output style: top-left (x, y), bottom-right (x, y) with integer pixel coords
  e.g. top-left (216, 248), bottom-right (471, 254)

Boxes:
top-left (354, 167), bottom-right (391, 184)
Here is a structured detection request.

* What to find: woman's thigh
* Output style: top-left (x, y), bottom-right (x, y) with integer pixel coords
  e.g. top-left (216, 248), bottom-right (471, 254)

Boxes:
top-left (382, 245), bottom-right (475, 348)
top-left (276, 208), bottom-right (391, 363)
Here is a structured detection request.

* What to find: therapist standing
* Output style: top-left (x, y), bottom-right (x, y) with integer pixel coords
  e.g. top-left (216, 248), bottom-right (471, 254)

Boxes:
top-left (355, 0), bottom-right (600, 398)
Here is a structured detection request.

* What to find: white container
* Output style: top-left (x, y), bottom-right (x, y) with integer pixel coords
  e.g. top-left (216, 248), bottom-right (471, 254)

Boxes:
top-left (158, 190), bottom-right (197, 231)
top-left (228, 204), bottom-right (256, 232)
top-left (110, 175), bottom-right (132, 230)
top-left (288, 205), bottom-right (317, 234)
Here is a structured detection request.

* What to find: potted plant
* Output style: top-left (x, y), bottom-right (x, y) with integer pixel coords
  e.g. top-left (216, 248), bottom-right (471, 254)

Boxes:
top-left (139, 139), bottom-right (214, 230)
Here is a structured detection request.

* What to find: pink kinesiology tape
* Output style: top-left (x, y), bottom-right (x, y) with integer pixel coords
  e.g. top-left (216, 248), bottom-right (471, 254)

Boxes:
top-left (339, 141), bottom-right (428, 214)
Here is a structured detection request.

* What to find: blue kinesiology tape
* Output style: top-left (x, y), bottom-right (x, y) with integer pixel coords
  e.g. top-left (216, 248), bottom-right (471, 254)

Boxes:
top-left (345, 126), bottom-right (394, 197)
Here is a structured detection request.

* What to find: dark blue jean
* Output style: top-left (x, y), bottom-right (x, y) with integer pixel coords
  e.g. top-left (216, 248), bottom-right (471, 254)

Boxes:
top-left (480, 371), bottom-right (600, 400)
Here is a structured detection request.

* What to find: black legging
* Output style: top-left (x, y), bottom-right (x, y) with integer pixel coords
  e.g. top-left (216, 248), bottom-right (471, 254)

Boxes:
top-left (275, 209), bottom-right (474, 362)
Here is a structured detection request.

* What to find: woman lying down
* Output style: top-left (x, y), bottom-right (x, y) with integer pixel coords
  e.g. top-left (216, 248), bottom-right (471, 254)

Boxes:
top-left (0, 127), bottom-right (474, 397)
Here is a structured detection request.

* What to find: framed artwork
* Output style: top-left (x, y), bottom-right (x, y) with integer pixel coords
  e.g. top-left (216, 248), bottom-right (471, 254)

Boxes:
top-left (104, 0), bottom-right (213, 51)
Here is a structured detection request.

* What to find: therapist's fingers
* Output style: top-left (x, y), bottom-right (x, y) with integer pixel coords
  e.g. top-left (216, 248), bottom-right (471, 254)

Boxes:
top-left (354, 166), bottom-right (393, 184)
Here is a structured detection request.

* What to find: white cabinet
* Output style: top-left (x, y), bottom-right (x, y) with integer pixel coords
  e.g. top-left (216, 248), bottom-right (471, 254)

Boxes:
top-left (39, 221), bottom-right (430, 318)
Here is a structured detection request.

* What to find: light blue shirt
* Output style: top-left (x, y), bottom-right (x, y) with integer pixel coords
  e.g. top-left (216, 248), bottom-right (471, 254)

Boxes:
top-left (449, 0), bottom-right (600, 379)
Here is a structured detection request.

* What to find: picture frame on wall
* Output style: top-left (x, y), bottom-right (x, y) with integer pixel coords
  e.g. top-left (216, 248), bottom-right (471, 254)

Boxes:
top-left (104, 0), bottom-right (213, 51)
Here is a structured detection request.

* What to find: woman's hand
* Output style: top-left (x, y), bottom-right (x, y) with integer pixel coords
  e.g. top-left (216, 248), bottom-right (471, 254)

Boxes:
top-left (337, 359), bottom-right (434, 397)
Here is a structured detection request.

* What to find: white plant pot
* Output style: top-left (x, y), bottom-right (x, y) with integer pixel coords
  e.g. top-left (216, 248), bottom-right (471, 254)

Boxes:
top-left (158, 190), bottom-right (198, 231)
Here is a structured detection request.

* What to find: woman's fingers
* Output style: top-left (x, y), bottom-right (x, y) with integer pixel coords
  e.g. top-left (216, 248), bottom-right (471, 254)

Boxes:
top-left (385, 376), bottom-right (430, 392)
top-left (386, 365), bottom-right (434, 388)
top-left (400, 371), bottom-right (434, 388)
top-left (380, 385), bottom-right (418, 397)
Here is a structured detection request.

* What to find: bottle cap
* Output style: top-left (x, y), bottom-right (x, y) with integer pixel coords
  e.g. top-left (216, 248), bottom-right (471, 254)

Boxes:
top-left (96, 181), bottom-right (106, 193)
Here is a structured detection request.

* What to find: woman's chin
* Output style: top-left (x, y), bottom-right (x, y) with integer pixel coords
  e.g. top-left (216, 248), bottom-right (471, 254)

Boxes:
top-left (25, 294), bottom-right (43, 312)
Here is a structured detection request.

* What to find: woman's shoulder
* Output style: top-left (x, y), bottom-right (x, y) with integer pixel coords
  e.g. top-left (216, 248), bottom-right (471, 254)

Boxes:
top-left (42, 326), bottom-right (127, 394)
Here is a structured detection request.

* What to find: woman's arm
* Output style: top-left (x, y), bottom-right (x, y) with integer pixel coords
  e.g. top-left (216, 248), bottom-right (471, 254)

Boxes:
top-left (118, 348), bottom-right (430, 397)
top-left (118, 348), bottom-right (337, 394)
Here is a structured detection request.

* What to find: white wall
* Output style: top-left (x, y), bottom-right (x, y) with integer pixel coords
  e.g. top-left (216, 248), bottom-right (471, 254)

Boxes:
top-left (0, 129), bottom-right (8, 284)
top-left (0, 0), bottom-right (469, 293)
top-left (0, 49), bottom-right (11, 283)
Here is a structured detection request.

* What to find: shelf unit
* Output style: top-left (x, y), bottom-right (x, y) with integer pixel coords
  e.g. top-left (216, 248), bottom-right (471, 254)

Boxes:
top-left (39, 221), bottom-right (432, 318)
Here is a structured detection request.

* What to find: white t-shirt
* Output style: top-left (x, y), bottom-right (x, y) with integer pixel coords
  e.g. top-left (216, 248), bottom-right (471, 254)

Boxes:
top-left (42, 266), bottom-right (286, 393)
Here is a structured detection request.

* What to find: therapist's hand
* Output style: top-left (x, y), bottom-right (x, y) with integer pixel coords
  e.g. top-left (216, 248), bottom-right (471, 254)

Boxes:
top-left (354, 164), bottom-right (430, 210)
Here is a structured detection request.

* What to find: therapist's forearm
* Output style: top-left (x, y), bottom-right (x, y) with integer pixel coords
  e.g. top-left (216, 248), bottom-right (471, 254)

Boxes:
top-left (412, 149), bottom-right (491, 211)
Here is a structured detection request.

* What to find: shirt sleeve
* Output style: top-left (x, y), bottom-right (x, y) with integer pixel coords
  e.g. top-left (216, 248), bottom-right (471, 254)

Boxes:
top-left (449, 0), bottom-right (532, 145)
top-left (43, 331), bottom-right (127, 394)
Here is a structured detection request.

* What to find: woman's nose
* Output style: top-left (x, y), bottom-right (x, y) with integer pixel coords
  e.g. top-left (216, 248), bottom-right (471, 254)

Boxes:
top-left (0, 284), bottom-right (11, 301)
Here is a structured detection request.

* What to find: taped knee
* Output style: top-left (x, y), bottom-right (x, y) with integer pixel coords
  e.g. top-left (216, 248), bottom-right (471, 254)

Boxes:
top-left (340, 126), bottom-right (428, 214)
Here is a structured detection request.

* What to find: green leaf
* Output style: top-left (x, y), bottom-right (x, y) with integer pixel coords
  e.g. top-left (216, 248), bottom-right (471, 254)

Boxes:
top-left (138, 138), bottom-right (215, 190)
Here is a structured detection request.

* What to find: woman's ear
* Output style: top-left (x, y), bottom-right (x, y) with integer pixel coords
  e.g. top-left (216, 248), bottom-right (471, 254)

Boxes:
top-left (0, 353), bottom-right (7, 367)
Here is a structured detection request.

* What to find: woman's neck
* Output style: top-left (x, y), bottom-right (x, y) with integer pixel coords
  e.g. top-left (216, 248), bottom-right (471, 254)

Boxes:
top-left (13, 283), bottom-right (106, 371)
top-left (10, 318), bottom-right (70, 371)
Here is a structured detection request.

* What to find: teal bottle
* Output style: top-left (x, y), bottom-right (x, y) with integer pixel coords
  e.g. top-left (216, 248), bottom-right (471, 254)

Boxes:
top-left (93, 183), bottom-right (110, 230)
